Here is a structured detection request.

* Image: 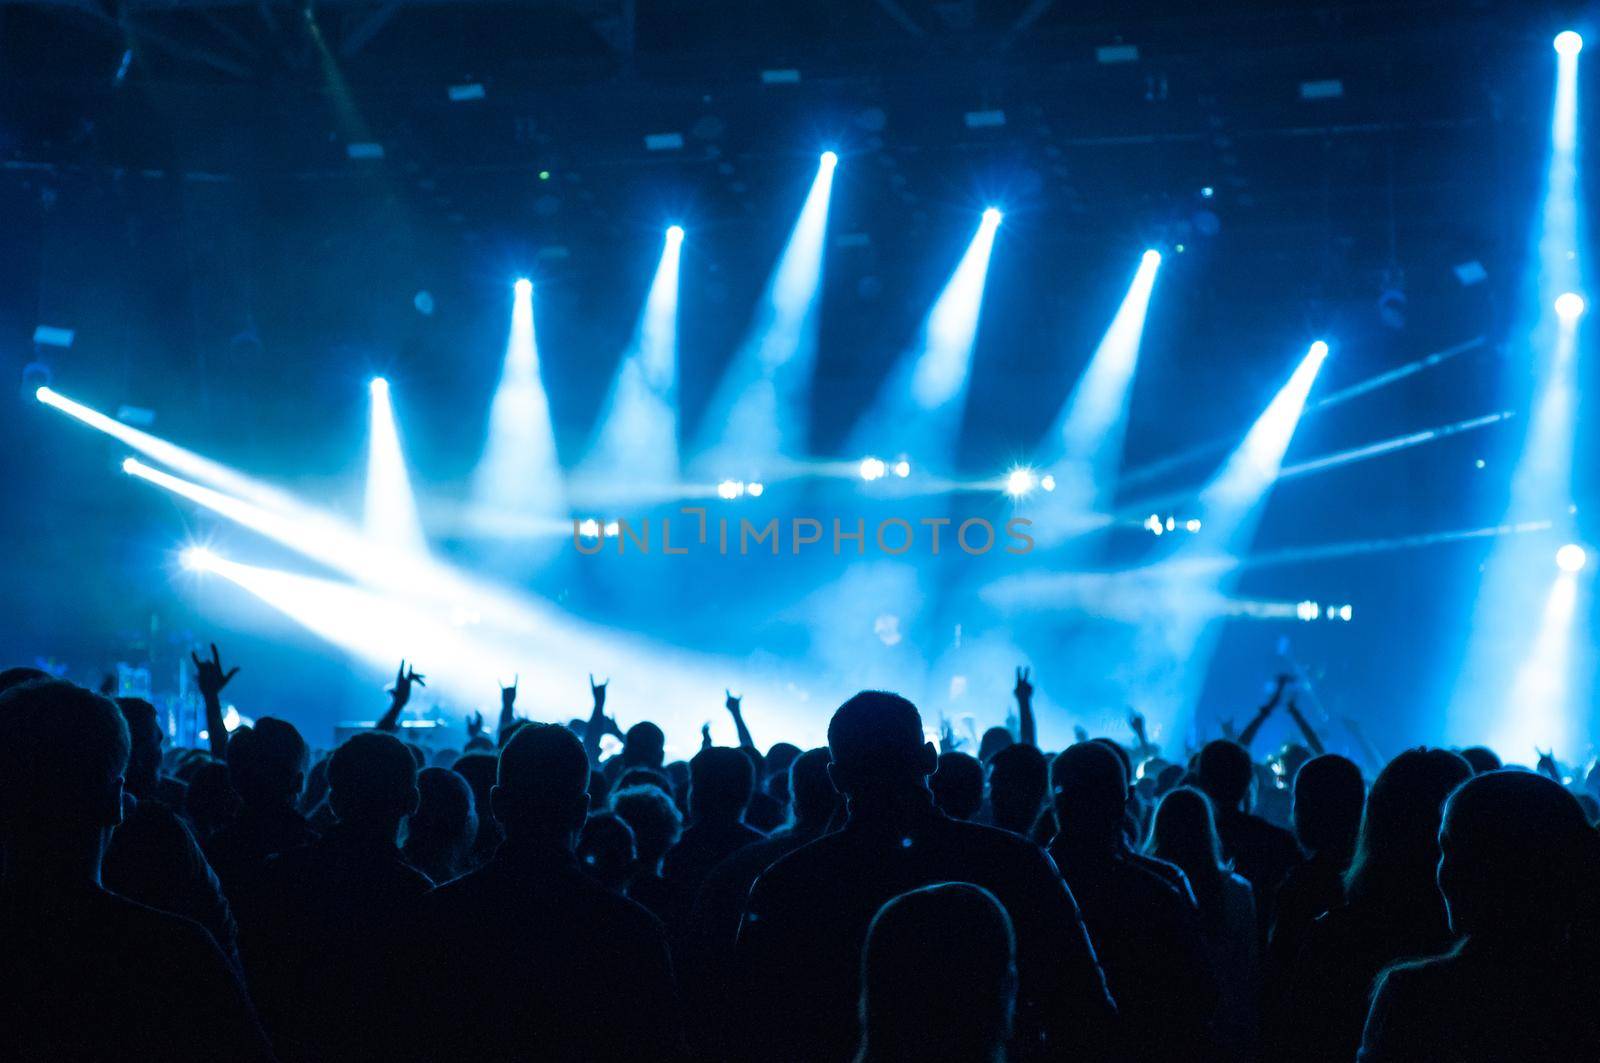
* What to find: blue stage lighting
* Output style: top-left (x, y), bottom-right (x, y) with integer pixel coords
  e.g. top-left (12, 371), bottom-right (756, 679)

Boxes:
top-left (513, 278), bottom-right (532, 296)
top-left (180, 545), bottom-right (219, 572)
top-left (1554, 291), bottom-right (1586, 320)
top-left (859, 457), bottom-right (887, 481)
top-left (369, 376), bottom-right (388, 393)
top-left (1554, 30), bottom-right (1583, 56)
top-left (820, 150), bottom-right (838, 168)
top-left (365, 374), bottom-right (426, 555)
top-left (982, 207), bottom-right (1003, 226)
top-left (1005, 467), bottom-right (1037, 497)
top-left (666, 225), bottom-right (684, 242)
top-left (1556, 543), bottom-right (1587, 572)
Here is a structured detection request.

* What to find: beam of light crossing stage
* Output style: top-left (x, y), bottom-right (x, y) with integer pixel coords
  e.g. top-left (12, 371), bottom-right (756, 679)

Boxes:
top-left (364, 378), bottom-right (427, 555)
top-left (1449, 32), bottom-right (1589, 755)
top-left (1031, 249), bottom-right (1161, 542)
top-left (578, 226), bottom-right (684, 492)
top-left (847, 207), bottom-right (1003, 469)
top-left (468, 278), bottom-right (565, 537)
top-left (36, 386), bottom-right (303, 516)
top-left (1117, 335), bottom-right (1486, 491)
top-left (693, 153), bottom-right (837, 478)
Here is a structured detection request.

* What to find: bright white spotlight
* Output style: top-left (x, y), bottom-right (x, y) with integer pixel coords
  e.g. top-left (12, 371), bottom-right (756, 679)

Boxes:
top-left (982, 207), bottom-right (1003, 226)
top-left (180, 545), bottom-right (219, 572)
top-left (1554, 30), bottom-right (1583, 56)
top-left (1556, 543), bottom-right (1587, 572)
top-left (1005, 467), bottom-right (1037, 497)
top-left (365, 374), bottom-right (426, 555)
top-left (666, 225), bottom-right (685, 243)
top-left (471, 272), bottom-right (564, 537)
top-left (860, 457), bottom-right (887, 481)
top-left (1142, 249), bottom-right (1162, 266)
top-left (716, 479), bottom-right (745, 500)
top-left (1554, 291), bottom-right (1586, 320)
top-left (820, 150), bottom-right (838, 168)
top-left (747, 481), bottom-right (765, 497)
top-left (122, 456), bottom-right (139, 474)
top-left (1039, 473), bottom-right (1056, 492)
top-left (905, 213), bottom-right (1003, 414)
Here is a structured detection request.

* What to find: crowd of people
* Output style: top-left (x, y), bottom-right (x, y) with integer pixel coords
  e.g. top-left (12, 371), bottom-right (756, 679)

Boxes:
top-left (2, 648), bottom-right (1599, 1062)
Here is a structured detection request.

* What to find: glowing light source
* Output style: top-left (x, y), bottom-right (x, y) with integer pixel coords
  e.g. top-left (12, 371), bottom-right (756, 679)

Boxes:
top-left (1554, 30), bottom-right (1583, 56)
top-left (1554, 291), bottom-right (1586, 320)
top-left (666, 225), bottom-right (685, 243)
top-left (1004, 467), bottom-right (1037, 498)
top-left (892, 460), bottom-right (911, 479)
top-left (180, 545), bottom-right (218, 572)
top-left (859, 457), bottom-right (887, 481)
top-left (1556, 543), bottom-right (1587, 572)
top-left (469, 275), bottom-right (564, 540)
top-left (694, 153), bottom-right (837, 475)
top-left (365, 376), bottom-right (427, 555)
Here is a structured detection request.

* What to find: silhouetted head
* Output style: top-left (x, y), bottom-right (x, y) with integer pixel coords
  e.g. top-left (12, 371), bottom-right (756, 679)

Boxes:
top-left (0, 666), bottom-right (48, 695)
top-left (407, 766), bottom-right (476, 859)
top-left (1344, 748), bottom-right (1472, 906)
top-left (1089, 738), bottom-right (1134, 786)
top-left (577, 811), bottom-right (636, 893)
top-left (1051, 742), bottom-right (1129, 849)
top-left (1438, 770), bottom-right (1600, 938)
top-left (115, 697), bottom-right (163, 800)
top-left (616, 767), bottom-right (674, 794)
top-left (1291, 754), bottom-right (1365, 863)
top-left (977, 726), bottom-right (1014, 763)
top-left (857, 883), bottom-right (1016, 1063)
top-left (987, 743), bottom-right (1048, 835)
top-left (1195, 740), bottom-right (1254, 812)
top-left (610, 784), bottom-right (683, 869)
top-left (931, 752), bottom-right (985, 821)
top-left (1147, 786), bottom-right (1227, 896)
top-left (0, 680), bottom-right (129, 861)
top-left (623, 722), bottom-right (666, 769)
top-left (827, 691), bottom-right (936, 800)
top-left (328, 732), bottom-right (420, 833)
top-left (184, 760), bottom-right (241, 840)
top-left (765, 742), bottom-right (802, 780)
top-left (587, 768), bottom-right (611, 812)
top-left (492, 724), bottom-right (590, 846)
top-left (225, 717), bottom-right (308, 810)
top-left (1457, 746), bottom-right (1502, 774)
top-left (689, 746), bottom-right (755, 822)
top-left (790, 747), bottom-right (840, 829)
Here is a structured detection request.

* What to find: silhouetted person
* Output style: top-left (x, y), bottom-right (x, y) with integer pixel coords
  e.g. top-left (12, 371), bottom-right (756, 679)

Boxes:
top-left (402, 765), bottom-right (477, 885)
top-left (662, 745), bottom-right (764, 902)
top-left (1050, 743), bottom-right (1217, 1061)
top-left (1283, 748), bottom-right (1472, 1063)
top-left (603, 720), bottom-right (667, 785)
top-left (241, 731), bottom-right (431, 1062)
top-left (1268, 752), bottom-right (1365, 1032)
top-left (931, 750), bottom-right (985, 820)
top-left (1145, 785), bottom-right (1259, 1058)
top-left (1359, 770), bottom-right (1600, 1060)
top-left (410, 724), bottom-right (681, 1062)
top-left (736, 691), bottom-right (1115, 1062)
top-left (987, 742), bottom-right (1049, 835)
top-left (0, 679), bottom-right (273, 1062)
top-left (102, 696), bottom-right (238, 964)
top-left (685, 747), bottom-right (841, 1057)
top-left (978, 725), bottom-right (1015, 762)
top-left (577, 810), bottom-right (636, 893)
top-left (762, 741), bottom-right (803, 805)
top-left (450, 749), bottom-right (501, 867)
top-left (205, 718), bottom-right (316, 900)
top-left (855, 883), bottom-right (1017, 1063)
top-left (185, 759), bottom-right (242, 842)
top-left (1457, 745), bottom-right (1502, 774)
top-left (611, 782), bottom-right (686, 920)
top-left (1195, 738), bottom-right (1301, 932)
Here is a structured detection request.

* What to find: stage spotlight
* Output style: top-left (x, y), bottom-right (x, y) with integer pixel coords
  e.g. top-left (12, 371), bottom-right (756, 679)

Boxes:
top-left (180, 545), bottom-right (218, 572)
top-left (716, 479), bottom-right (745, 500)
top-left (1554, 291), bottom-right (1586, 320)
top-left (513, 277), bottom-right (532, 296)
top-left (1142, 249), bottom-right (1162, 266)
top-left (892, 459), bottom-right (911, 479)
top-left (577, 518), bottom-right (601, 539)
top-left (1556, 543), bottom-right (1587, 572)
top-left (666, 225), bottom-right (684, 242)
top-left (1338, 604), bottom-right (1354, 622)
top-left (982, 207), bottom-right (1003, 226)
top-left (1005, 467), bottom-right (1037, 497)
top-left (365, 374), bottom-right (426, 555)
top-left (1554, 30), bottom-right (1583, 56)
top-left (747, 481), bottom-right (765, 497)
top-left (820, 150), bottom-right (838, 168)
top-left (859, 457), bottom-right (887, 481)
top-left (1039, 474), bottom-right (1056, 492)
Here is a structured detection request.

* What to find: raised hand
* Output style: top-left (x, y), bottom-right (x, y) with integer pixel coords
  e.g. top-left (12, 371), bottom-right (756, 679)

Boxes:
top-left (191, 643), bottom-right (240, 702)
top-left (725, 689), bottom-right (743, 716)
top-left (701, 722), bottom-right (713, 750)
top-left (501, 676), bottom-right (518, 715)
top-left (1013, 666), bottom-right (1033, 703)
top-left (1072, 724), bottom-right (1090, 744)
top-left (466, 710), bottom-right (485, 741)
top-left (939, 717), bottom-right (963, 754)
top-left (1128, 709), bottom-right (1148, 738)
top-left (389, 659), bottom-right (426, 708)
top-left (1536, 748), bottom-right (1561, 781)
top-left (589, 674), bottom-right (609, 714)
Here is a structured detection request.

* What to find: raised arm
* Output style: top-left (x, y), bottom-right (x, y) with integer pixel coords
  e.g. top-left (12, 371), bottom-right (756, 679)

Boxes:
top-left (1237, 674), bottom-right (1290, 749)
top-left (498, 675), bottom-right (519, 733)
top-left (191, 643), bottom-right (240, 759)
top-left (1285, 696), bottom-right (1326, 755)
top-left (581, 674), bottom-right (621, 767)
top-left (724, 690), bottom-right (756, 752)
top-left (377, 659), bottom-right (424, 733)
top-left (1013, 666), bottom-right (1037, 747)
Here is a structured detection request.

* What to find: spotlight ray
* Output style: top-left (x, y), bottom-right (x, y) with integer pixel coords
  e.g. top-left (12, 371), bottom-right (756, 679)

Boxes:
top-left (364, 377), bottom-right (427, 555)
top-left (693, 153), bottom-right (837, 477)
